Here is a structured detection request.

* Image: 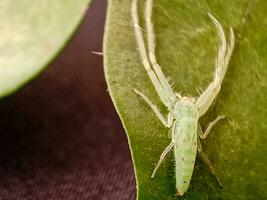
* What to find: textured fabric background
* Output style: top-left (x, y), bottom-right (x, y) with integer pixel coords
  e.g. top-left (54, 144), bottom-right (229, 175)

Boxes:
top-left (0, 0), bottom-right (136, 199)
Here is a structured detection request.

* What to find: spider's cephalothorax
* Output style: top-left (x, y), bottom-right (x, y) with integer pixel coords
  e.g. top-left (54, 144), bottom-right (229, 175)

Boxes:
top-left (132, 0), bottom-right (234, 195)
top-left (173, 97), bottom-right (198, 120)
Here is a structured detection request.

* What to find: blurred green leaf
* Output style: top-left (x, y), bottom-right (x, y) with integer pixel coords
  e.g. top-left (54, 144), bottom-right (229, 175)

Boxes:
top-left (0, 0), bottom-right (91, 97)
top-left (104, 0), bottom-right (267, 199)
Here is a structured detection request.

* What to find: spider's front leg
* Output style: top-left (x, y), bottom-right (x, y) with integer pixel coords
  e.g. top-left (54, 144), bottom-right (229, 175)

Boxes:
top-left (144, 0), bottom-right (177, 102)
top-left (196, 13), bottom-right (235, 116)
top-left (132, 0), bottom-right (179, 111)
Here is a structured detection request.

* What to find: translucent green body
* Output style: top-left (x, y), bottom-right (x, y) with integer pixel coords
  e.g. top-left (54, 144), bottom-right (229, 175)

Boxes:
top-left (173, 99), bottom-right (199, 195)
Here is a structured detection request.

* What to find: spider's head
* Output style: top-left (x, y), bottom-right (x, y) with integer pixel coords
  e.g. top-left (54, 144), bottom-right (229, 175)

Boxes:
top-left (180, 96), bottom-right (196, 104)
top-left (173, 96), bottom-right (198, 119)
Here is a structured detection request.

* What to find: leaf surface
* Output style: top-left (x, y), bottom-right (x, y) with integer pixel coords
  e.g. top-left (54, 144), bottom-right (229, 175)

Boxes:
top-left (0, 0), bottom-right (91, 97)
top-left (104, 0), bottom-right (267, 199)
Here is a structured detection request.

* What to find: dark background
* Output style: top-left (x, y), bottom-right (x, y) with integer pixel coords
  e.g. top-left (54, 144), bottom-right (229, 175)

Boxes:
top-left (0, 0), bottom-right (135, 199)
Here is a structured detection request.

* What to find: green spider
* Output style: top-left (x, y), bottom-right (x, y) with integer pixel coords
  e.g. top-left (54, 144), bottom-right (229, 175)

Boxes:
top-left (131, 0), bottom-right (235, 196)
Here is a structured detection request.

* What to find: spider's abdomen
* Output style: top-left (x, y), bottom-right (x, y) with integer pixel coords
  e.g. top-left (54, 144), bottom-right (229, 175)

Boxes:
top-left (174, 116), bottom-right (198, 196)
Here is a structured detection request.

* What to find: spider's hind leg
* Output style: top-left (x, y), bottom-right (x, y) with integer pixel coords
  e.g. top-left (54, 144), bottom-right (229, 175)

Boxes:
top-left (197, 138), bottom-right (223, 187)
top-left (151, 142), bottom-right (175, 179)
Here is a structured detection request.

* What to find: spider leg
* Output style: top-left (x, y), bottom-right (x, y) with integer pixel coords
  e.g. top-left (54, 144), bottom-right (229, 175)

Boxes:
top-left (133, 89), bottom-right (174, 127)
top-left (132, 0), bottom-right (175, 109)
top-left (151, 142), bottom-right (175, 179)
top-left (198, 115), bottom-right (225, 139)
top-left (197, 138), bottom-right (223, 187)
top-left (196, 13), bottom-right (235, 116)
top-left (145, 0), bottom-right (178, 102)
top-left (151, 123), bottom-right (177, 179)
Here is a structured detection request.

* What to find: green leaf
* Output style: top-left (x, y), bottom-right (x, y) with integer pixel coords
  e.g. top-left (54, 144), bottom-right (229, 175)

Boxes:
top-left (0, 0), bottom-right (91, 97)
top-left (104, 0), bottom-right (267, 199)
